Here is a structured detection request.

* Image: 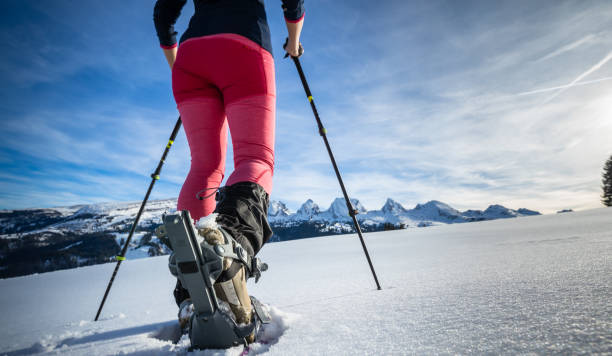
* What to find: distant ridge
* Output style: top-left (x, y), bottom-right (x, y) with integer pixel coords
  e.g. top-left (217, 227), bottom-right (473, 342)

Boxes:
top-left (0, 197), bottom-right (539, 278)
top-left (268, 197), bottom-right (540, 226)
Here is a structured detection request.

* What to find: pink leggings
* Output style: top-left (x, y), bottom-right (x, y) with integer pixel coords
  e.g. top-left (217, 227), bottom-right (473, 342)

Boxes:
top-left (172, 34), bottom-right (275, 221)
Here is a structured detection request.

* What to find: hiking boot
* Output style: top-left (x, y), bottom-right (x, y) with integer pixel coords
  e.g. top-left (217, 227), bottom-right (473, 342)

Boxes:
top-left (198, 227), bottom-right (255, 343)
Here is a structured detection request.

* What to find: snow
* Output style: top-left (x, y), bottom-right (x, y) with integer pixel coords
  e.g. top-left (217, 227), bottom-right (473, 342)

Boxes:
top-left (58, 241), bottom-right (84, 251)
top-left (1, 208), bottom-right (610, 355)
top-left (267, 202), bottom-right (291, 219)
top-left (113, 232), bottom-right (148, 253)
top-left (323, 198), bottom-right (367, 220)
top-left (293, 199), bottom-right (320, 220)
top-left (195, 214), bottom-right (219, 231)
top-left (381, 198), bottom-right (407, 215)
top-left (125, 246), bottom-right (153, 260)
top-left (268, 197), bottom-right (539, 228)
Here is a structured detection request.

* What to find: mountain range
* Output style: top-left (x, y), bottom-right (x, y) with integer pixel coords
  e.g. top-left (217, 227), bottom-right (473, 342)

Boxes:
top-left (270, 197), bottom-right (539, 224)
top-left (0, 198), bottom-right (539, 278)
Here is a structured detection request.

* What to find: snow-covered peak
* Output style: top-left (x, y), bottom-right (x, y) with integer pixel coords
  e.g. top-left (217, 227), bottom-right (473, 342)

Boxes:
top-left (483, 204), bottom-right (518, 218)
top-left (268, 201), bottom-right (292, 217)
top-left (518, 208), bottom-right (540, 216)
top-left (73, 202), bottom-right (116, 216)
top-left (326, 198), bottom-right (367, 219)
top-left (480, 205), bottom-right (541, 219)
top-left (381, 198), bottom-right (406, 214)
top-left (413, 200), bottom-right (451, 210)
top-left (72, 199), bottom-right (177, 217)
top-left (295, 199), bottom-right (321, 218)
top-left (410, 200), bottom-right (462, 221)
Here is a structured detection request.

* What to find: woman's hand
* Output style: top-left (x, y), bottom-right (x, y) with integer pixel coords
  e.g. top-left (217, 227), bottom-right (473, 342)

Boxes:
top-left (163, 47), bottom-right (177, 70)
top-left (284, 40), bottom-right (304, 58)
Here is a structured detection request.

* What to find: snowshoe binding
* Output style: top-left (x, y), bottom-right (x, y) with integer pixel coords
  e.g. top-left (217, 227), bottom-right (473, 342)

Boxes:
top-left (159, 210), bottom-right (270, 349)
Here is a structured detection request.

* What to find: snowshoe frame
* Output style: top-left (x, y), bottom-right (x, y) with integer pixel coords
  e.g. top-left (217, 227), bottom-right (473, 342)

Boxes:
top-left (161, 211), bottom-right (270, 349)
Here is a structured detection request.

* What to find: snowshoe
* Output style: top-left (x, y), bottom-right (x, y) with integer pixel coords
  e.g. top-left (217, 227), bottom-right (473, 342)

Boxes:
top-left (159, 210), bottom-right (270, 349)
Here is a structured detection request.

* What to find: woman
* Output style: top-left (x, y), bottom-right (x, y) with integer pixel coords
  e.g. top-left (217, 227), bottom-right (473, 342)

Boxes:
top-left (153, 0), bottom-right (304, 340)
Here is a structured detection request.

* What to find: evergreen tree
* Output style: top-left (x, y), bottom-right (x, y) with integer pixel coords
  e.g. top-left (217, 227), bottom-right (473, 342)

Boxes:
top-left (602, 155), bottom-right (612, 207)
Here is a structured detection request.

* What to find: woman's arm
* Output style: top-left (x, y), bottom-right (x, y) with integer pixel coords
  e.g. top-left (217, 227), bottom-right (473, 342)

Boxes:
top-left (284, 18), bottom-right (304, 57)
top-left (154, 0), bottom-right (186, 69)
top-left (282, 0), bottom-right (305, 57)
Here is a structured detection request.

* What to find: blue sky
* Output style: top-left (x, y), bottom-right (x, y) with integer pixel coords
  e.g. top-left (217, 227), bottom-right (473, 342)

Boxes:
top-left (1, 0), bottom-right (611, 214)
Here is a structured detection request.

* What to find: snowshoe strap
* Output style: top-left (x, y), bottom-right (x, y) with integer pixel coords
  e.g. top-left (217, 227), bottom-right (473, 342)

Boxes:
top-left (231, 297), bottom-right (271, 341)
top-left (233, 318), bottom-right (258, 340)
top-left (217, 226), bottom-right (268, 283)
top-left (251, 296), bottom-right (272, 324)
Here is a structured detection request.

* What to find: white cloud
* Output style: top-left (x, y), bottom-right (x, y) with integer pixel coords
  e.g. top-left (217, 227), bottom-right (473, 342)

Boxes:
top-left (544, 51), bottom-right (612, 103)
top-left (516, 76), bottom-right (612, 96)
top-left (536, 34), bottom-right (597, 62)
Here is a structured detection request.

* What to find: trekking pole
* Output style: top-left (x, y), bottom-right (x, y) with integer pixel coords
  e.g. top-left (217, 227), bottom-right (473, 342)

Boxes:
top-left (94, 116), bottom-right (182, 321)
top-left (287, 54), bottom-right (382, 290)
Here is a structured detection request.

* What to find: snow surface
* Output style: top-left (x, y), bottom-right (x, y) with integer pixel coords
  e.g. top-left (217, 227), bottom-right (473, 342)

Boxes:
top-left (195, 214), bottom-right (219, 231)
top-left (1, 208), bottom-right (610, 355)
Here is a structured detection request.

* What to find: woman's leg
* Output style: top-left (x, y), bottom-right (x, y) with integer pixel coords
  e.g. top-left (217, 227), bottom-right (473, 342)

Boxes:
top-left (225, 94), bottom-right (275, 194)
top-left (207, 35), bottom-right (276, 194)
top-left (211, 35), bottom-right (276, 254)
top-left (175, 99), bottom-right (227, 221)
top-left (170, 39), bottom-right (229, 309)
top-left (172, 45), bottom-right (228, 221)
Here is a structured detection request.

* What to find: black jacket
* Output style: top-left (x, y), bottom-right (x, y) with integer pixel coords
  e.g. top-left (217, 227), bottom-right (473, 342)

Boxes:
top-left (154, 0), bottom-right (305, 54)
